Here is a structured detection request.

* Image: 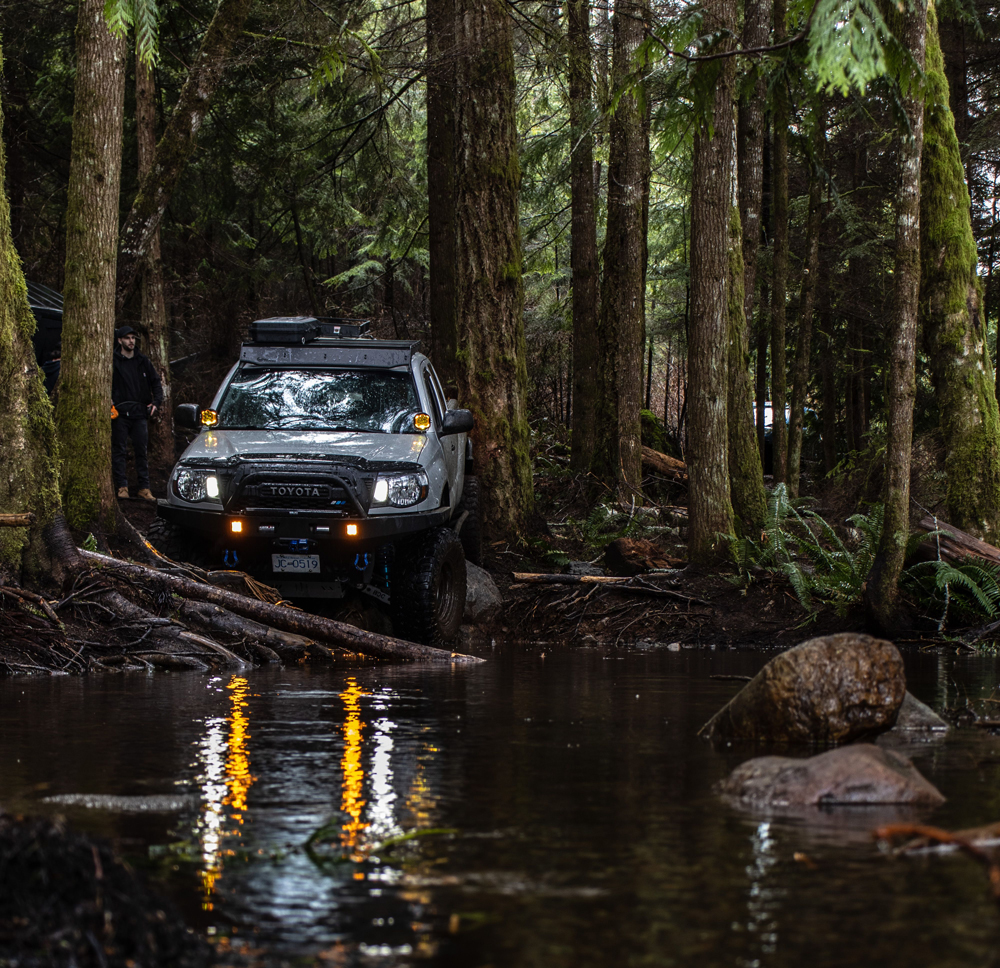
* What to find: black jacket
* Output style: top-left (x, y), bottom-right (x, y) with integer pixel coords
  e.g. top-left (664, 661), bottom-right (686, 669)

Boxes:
top-left (112, 349), bottom-right (163, 415)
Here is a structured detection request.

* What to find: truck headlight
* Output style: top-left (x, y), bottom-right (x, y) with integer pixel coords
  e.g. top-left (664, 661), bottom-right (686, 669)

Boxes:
top-left (173, 468), bottom-right (220, 503)
top-left (372, 470), bottom-right (428, 508)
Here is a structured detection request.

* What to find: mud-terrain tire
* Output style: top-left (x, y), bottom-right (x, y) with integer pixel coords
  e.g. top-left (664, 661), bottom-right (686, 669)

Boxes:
top-left (146, 517), bottom-right (214, 569)
top-left (453, 475), bottom-right (482, 565)
top-left (392, 527), bottom-right (467, 646)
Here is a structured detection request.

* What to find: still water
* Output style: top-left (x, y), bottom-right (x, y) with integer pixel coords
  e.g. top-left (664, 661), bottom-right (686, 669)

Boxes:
top-left (2, 643), bottom-right (1000, 967)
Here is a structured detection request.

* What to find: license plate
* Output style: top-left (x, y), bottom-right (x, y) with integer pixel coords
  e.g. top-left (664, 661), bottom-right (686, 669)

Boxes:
top-left (272, 554), bottom-right (320, 574)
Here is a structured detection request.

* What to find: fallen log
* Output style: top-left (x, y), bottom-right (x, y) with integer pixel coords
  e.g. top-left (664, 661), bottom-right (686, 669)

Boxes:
top-left (0, 513), bottom-right (35, 528)
top-left (915, 515), bottom-right (1000, 567)
top-left (511, 572), bottom-right (708, 605)
top-left (641, 446), bottom-right (687, 482)
top-left (79, 549), bottom-right (483, 664)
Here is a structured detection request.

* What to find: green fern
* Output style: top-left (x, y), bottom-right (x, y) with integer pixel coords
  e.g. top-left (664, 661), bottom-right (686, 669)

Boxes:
top-left (905, 556), bottom-right (1000, 629)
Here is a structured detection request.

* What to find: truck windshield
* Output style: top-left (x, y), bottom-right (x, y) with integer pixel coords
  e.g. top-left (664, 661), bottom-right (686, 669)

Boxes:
top-left (216, 368), bottom-right (420, 432)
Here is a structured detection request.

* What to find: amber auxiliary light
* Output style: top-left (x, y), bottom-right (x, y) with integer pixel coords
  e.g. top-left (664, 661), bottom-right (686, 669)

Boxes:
top-left (346, 524), bottom-right (358, 536)
top-left (201, 409), bottom-right (219, 428)
top-left (414, 412), bottom-right (431, 431)
top-left (230, 520), bottom-right (243, 533)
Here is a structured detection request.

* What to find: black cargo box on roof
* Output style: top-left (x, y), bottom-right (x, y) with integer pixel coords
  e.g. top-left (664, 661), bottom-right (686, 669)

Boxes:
top-left (240, 339), bottom-right (420, 368)
top-left (249, 316), bottom-right (371, 344)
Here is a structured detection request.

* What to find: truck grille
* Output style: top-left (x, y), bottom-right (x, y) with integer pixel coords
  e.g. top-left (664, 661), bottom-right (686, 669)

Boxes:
top-left (240, 482), bottom-right (351, 510)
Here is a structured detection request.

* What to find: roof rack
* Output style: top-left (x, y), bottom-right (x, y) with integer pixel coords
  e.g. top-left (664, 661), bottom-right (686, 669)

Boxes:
top-left (248, 316), bottom-right (371, 344)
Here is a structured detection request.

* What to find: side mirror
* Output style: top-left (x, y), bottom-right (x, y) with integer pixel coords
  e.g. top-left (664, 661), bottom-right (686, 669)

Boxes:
top-left (440, 408), bottom-right (474, 436)
top-left (174, 403), bottom-right (202, 429)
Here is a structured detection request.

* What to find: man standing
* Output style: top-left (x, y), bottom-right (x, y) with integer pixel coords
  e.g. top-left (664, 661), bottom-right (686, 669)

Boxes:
top-left (112, 325), bottom-right (163, 500)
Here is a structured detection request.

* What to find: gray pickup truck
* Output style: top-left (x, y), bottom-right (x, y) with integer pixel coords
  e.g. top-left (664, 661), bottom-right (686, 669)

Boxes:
top-left (150, 317), bottom-right (480, 646)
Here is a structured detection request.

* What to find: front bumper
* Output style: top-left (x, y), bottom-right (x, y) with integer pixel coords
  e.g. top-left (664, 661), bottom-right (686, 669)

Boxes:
top-left (156, 499), bottom-right (452, 546)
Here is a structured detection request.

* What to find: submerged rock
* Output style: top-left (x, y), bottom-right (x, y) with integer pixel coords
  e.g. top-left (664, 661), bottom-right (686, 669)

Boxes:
top-left (43, 793), bottom-right (198, 813)
top-left (891, 692), bottom-right (950, 731)
top-left (718, 744), bottom-right (946, 807)
top-left (465, 562), bottom-right (502, 623)
top-left (700, 632), bottom-right (906, 744)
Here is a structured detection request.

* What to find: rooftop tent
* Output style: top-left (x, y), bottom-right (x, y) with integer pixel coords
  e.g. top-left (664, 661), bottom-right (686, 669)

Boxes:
top-left (26, 281), bottom-right (63, 366)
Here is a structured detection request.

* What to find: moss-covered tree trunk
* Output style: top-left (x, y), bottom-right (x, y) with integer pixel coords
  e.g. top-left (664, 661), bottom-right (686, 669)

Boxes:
top-left (920, 0), bottom-right (1000, 541)
top-left (592, 0), bottom-right (648, 495)
top-left (55, 0), bottom-right (125, 534)
top-left (687, 0), bottom-right (737, 564)
top-left (770, 0), bottom-right (789, 485)
top-left (115, 0), bottom-right (252, 314)
top-left (866, 0), bottom-right (927, 630)
top-left (787, 169), bottom-right (823, 498)
top-left (728, 207), bottom-right (767, 536)
top-left (427, 0), bottom-right (458, 388)
top-left (136, 55), bottom-right (173, 474)
top-left (0, 40), bottom-right (62, 582)
top-left (453, 0), bottom-right (533, 539)
top-left (568, 0), bottom-right (599, 472)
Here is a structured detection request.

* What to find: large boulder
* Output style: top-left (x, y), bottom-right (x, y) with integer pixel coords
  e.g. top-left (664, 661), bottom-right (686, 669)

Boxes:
top-left (465, 562), bottom-right (502, 623)
top-left (700, 632), bottom-right (906, 743)
top-left (717, 744), bottom-right (946, 807)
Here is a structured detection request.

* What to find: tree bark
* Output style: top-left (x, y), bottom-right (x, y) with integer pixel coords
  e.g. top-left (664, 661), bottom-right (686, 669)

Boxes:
top-left (115, 0), bottom-right (253, 315)
top-left (453, 0), bottom-right (533, 538)
top-left (866, 0), bottom-right (927, 630)
top-left (727, 184), bottom-right (767, 535)
top-left (920, 1), bottom-right (1000, 542)
top-left (0, 38), bottom-right (62, 582)
top-left (770, 0), bottom-right (790, 485)
top-left (427, 0), bottom-right (458, 388)
top-left (787, 168), bottom-right (823, 497)
top-left (687, 0), bottom-right (737, 564)
top-left (136, 55), bottom-right (174, 474)
top-left (55, 0), bottom-right (126, 534)
top-left (592, 0), bottom-right (648, 496)
top-left (568, 0), bottom-right (600, 472)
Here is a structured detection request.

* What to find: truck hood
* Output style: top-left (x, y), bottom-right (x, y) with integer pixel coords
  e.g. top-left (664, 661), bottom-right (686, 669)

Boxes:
top-left (179, 429), bottom-right (429, 466)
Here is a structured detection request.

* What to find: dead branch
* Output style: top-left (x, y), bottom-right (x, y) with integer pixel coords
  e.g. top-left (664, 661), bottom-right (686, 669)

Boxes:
top-left (641, 446), bottom-right (687, 482)
top-left (0, 513), bottom-right (35, 527)
top-left (79, 549), bottom-right (482, 664)
top-left (511, 572), bottom-right (708, 605)
top-left (875, 823), bottom-right (1000, 899)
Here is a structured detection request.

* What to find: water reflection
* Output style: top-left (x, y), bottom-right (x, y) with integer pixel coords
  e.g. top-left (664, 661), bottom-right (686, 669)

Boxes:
top-left (195, 676), bottom-right (255, 909)
top-left (340, 678), bottom-right (370, 857)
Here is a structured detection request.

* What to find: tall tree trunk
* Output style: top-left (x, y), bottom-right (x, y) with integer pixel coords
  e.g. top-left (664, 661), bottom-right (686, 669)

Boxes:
top-left (55, 0), bottom-right (126, 533)
top-left (453, 0), bottom-right (533, 538)
top-left (820, 307), bottom-right (837, 475)
top-left (728, 0), bottom-right (771, 533)
top-left (427, 0), bottom-right (458, 388)
top-left (136, 55), bottom-right (173, 475)
top-left (592, 0), bottom-right (648, 495)
top-left (937, 11), bottom-right (970, 183)
top-left (866, 0), bottom-right (927, 630)
top-left (756, 282), bottom-right (769, 463)
top-left (920, 0), bottom-right (1000, 541)
top-left (787, 168), bottom-right (823, 497)
top-left (0, 39), bottom-right (62, 580)
top-left (770, 0), bottom-right (789, 485)
top-left (728, 188), bottom-right (767, 535)
top-left (568, 0), bottom-right (600, 471)
top-left (738, 0), bottom-right (771, 324)
top-left (687, 0), bottom-right (737, 564)
top-left (115, 0), bottom-right (252, 315)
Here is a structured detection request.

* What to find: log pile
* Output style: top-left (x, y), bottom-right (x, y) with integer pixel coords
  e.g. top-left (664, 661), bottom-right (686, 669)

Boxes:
top-left (0, 515), bottom-right (482, 675)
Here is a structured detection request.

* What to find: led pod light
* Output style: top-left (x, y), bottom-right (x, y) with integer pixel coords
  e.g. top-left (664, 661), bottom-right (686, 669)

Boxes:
top-left (371, 470), bottom-right (429, 508)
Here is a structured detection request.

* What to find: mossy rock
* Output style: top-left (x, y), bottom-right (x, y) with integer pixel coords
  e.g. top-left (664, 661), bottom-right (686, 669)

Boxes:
top-left (640, 409), bottom-right (681, 459)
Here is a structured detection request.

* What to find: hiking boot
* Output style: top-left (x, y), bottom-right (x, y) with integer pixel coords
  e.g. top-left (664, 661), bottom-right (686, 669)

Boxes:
top-left (117, 487), bottom-right (130, 499)
top-left (138, 488), bottom-right (156, 501)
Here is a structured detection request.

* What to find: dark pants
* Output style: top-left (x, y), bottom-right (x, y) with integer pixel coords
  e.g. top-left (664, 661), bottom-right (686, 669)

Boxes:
top-left (112, 414), bottom-right (150, 489)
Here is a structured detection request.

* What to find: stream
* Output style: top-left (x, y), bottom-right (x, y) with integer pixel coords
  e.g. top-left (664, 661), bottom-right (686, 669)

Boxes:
top-left (2, 642), bottom-right (1000, 967)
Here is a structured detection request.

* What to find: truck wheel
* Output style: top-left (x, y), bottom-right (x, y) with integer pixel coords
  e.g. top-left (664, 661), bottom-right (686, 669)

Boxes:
top-left (453, 475), bottom-right (482, 565)
top-left (146, 518), bottom-right (213, 569)
top-left (393, 528), bottom-right (467, 646)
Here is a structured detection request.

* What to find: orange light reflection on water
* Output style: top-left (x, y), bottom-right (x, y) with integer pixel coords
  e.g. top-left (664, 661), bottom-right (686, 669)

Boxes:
top-left (199, 676), bottom-right (256, 909)
top-left (339, 678), bottom-right (371, 858)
